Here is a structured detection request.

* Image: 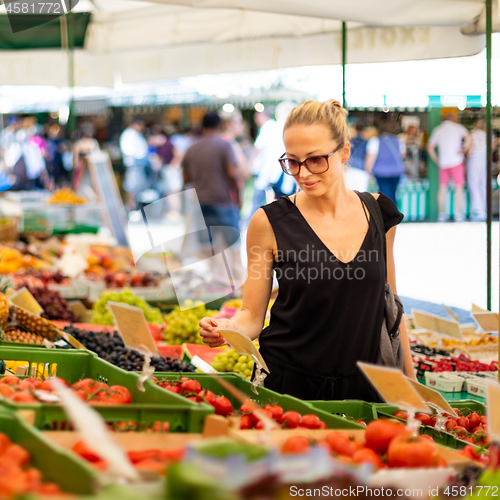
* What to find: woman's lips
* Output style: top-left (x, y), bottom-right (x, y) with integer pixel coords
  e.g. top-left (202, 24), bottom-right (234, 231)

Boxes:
top-left (302, 181), bottom-right (319, 189)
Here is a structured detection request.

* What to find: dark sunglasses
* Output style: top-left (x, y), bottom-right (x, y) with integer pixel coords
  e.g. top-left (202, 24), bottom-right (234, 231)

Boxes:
top-left (278, 142), bottom-right (344, 176)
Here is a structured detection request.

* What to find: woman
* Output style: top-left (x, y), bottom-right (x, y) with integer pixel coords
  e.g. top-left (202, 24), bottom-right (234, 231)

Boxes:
top-left (466, 118), bottom-right (487, 221)
top-left (199, 100), bottom-right (415, 401)
top-left (365, 119), bottom-right (406, 205)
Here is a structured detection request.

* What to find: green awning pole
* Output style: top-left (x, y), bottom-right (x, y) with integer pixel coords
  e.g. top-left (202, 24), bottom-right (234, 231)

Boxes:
top-left (486, 0), bottom-right (492, 311)
top-left (342, 22), bottom-right (347, 108)
top-left (67, 10), bottom-right (76, 138)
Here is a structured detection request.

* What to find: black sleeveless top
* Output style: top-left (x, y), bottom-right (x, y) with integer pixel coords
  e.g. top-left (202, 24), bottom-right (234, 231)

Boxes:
top-left (258, 192), bottom-right (403, 401)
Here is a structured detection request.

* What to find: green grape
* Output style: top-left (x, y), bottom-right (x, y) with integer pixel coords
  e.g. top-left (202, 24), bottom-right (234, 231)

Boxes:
top-left (210, 348), bottom-right (256, 380)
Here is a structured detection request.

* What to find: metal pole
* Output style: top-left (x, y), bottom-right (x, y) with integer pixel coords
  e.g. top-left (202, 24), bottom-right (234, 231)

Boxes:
top-left (67, 11), bottom-right (76, 138)
top-left (342, 22), bottom-right (347, 108)
top-left (486, 0), bottom-right (492, 311)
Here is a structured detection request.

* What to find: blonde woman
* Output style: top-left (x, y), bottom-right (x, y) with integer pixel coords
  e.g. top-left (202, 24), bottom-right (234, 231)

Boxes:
top-left (466, 118), bottom-right (487, 221)
top-left (199, 100), bottom-right (414, 401)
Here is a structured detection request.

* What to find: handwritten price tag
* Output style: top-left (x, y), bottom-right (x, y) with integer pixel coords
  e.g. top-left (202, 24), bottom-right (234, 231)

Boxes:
top-left (357, 362), bottom-right (430, 413)
top-left (107, 301), bottom-right (158, 355)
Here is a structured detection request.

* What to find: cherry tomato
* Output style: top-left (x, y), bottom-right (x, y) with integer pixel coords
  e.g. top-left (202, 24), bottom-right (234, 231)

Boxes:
top-left (264, 404), bottom-right (284, 420)
top-left (457, 416), bottom-right (470, 431)
top-left (300, 414), bottom-right (322, 430)
top-left (356, 420), bottom-right (367, 427)
top-left (445, 419), bottom-right (457, 430)
top-left (468, 412), bottom-right (481, 428)
top-left (180, 380), bottom-right (202, 394)
top-left (393, 411), bottom-right (408, 420)
top-left (415, 413), bottom-right (431, 426)
top-left (279, 411), bottom-right (302, 429)
top-left (282, 436), bottom-right (311, 455)
top-left (239, 414), bottom-right (252, 430)
top-left (352, 448), bottom-right (384, 469)
top-left (325, 432), bottom-right (365, 457)
top-left (420, 434), bottom-right (435, 442)
top-left (213, 396), bottom-right (232, 416)
top-left (387, 434), bottom-right (440, 468)
top-left (365, 419), bottom-right (410, 455)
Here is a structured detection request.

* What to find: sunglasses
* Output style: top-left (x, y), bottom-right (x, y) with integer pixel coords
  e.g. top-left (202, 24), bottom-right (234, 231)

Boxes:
top-left (278, 142), bottom-right (344, 176)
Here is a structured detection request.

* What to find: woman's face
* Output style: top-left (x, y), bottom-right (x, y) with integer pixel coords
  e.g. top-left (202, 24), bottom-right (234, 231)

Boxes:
top-left (283, 122), bottom-right (349, 197)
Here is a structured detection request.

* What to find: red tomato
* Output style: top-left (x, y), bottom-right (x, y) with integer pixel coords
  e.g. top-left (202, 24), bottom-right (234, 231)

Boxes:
top-left (480, 415), bottom-right (488, 426)
top-left (445, 420), bottom-right (457, 430)
top-left (415, 414), bottom-right (431, 426)
top-left (240, 414), bottom-right (253, 430)
top-left (387, 434), bottom-right (440, 468)
top-left (452, 426), bottom-right (468, 439)
top-left (163, 385), bottom-right (181, 394)
top-left (468, 413), bottom-right (481, 428)
top-left (452, 408), bottom-right (461, 416)
top-left (430, 416), bottom-right (437, 427)
top-left (10, 391), bottom-right (38, 403)
top-left (470, 426), bottom-right (483, 433)
top-left (0, 384), bottom-right (14, 398)
top-left (325, 432), bottom-right (365, 457)
top-left (282, 436), bottom-right (311, 455)
top-left (319, 421), bottom-right (328, 430)
top-left (264, 404), bottom-right (284, 421)
top-left (109, 386), bottom-right (132, 404)
top-left (213, 396), bottom-right (232, 416)
top-left (239, 402), bottom-right (253, 414)
top-left (72, 389), bottom-right (88, 402)
top-left (197, 390), bottom-right (216, 406)
top-left (352, 448), bottom-right (384, 470)
top-left (39, 377), bottom-right (68, 391)
top-left (457, 417), bottom-right (470, 431)
top-left (300, 414), bottom-right (322, 430)
top-left (72, 441), bottom-right (101, 463)
top-left (72, 379), bottom-right (107, 396)
top-left (250, 409), bottom-right (273, 426)
top-left (356, 420), bottom-right (368, 427)
top-left (365, 419), bottom-right (410, 455)
top-left (279, 411), bottom-right (302, 429)
top-left (94, 389), bottom-right (125, 405)
top-left (0, 376), bottom-right (19, 386)
top-left (393, 411), bottom-right (408, 420)
top-left (420, 434), bottom-right (435, 442)
top-left (180, 380), bottom-right (202, 394)
top-left (17, 380), bottom-right (35, 391)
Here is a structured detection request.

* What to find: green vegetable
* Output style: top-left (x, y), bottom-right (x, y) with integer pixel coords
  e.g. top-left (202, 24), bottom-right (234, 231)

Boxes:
top-left (194, 438), bottom-right (268, 463)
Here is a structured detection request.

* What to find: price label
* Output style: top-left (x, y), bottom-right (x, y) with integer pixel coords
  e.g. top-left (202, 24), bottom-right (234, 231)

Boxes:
top-left (107, 301), bottom-right (158, 355)
top-left (443, 305), bottom-right (460, 323)
top-left (407, 378), bottom-right (457, 417)
top-left (357, 362), bottom-right (430, 413)
top-left (471, 303), bottom-right (486, 313)
top-left (68, 301), bottom-right (92, 323)
top-left (471, 312), bottom-right (499, 333)
top-left (412, 309), bottom-right (464, 340)
top-left (217, 328), bottom-right (269, 373)
top-left (9, 287), bottom-right (43, 315)
top-left (486, 381), bottom-right (500, 439)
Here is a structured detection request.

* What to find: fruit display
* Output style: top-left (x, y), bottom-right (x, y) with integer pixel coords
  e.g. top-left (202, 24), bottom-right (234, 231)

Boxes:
top-left (91, 288), bottom-right (163, 325)
top-left (0, 246), bottom-right (42, 274)
top-left (47, 188), bottom-right (86, 204)
top-left (0, 375), bottom-right (132, 406)
top-left (211, 348), bottom-right (255, 380)
top-left (0, 432), bottom-right (67, 498)
top-left (85, 247), bottom-right (135, 276)
top-left (1, 328), bottom-right (46, 345)
top-left (23, 286), bottom-right (78, 322)
top-left (9, 306), bottom-right (60, 341)
top-left (164, 302), bottom-right (215, 345)
top-left (63, 324), bottom-right (195, 373)
top-left (103, 271), bottom-right (161, 289)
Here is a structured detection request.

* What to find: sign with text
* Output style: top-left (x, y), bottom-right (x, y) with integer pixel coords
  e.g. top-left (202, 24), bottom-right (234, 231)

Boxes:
top-left (472, 312), bottom-right (499, 333)
top-left (412, 309), bottom-right (464, 340)
top-left (407, 378), bottom-right (457, 417)
top-left (108, 302), bottom-right (158, 355)
top-left (357, 362), bottom-right (430, 413)
top-left (10, 287), bottom-right (43, 315)
top-left (217, 328), bottom-right (269, 373)
top-left (486, 381), bottom-right (500, 439)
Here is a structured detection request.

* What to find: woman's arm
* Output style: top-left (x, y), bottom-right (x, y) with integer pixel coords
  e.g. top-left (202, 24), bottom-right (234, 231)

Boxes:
top-left (365, 153), bottom-right (377, 174)
top-left (199, 209), bottom-right (275, 346)
top-left (386, 226), bottom-right (416, 380)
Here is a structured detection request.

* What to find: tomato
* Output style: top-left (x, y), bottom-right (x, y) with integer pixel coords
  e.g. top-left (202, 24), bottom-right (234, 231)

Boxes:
top-left (415, 414), bottom-right (431, 426)
top-left (239, 402), bottom-right (253, 414)
top-left (470, 426), bottom-right (483, 433)
top-left (352, 448), bottom-right (384, 470)
top-left (430, 416), bottom-right (437, 427)
top-left (480, 415), bottom-right (488, 426)
top-left (163, 385), bottom-right (181, 394)
top-left (356, 420), bottom-right (367, 427)
top-left (158, 448), bottom-right (185, 462)
top-left (365, 419), bottom-right (410, 455)
top-left (17, 380), bottom-right (35, 391)
top-left (250, 409), bottom-right (273, 426)
top-left (72, 389), bottom-right (88, 402)
top-left (264, 404), bottom-right (284, 420)
top-left (387, 434), bottom-right (440, 468)
top-left (127, 450), bottom-right (160, 464)
top-left (325, 432), bottom-right (365, 457)
top-left (197, 390), bottom-right (216, 406)
top-left (213, 396), bottom-right (232, 416)
top-left (420, 434), bottom-right (435, 442)
top-left (445, 419), bottom-right (457, 430)
top-left (0, 385), bottom-right (14, 398)
top-left (300, 414), bottom-right (322, 430)
top-left (0, 376), bottom-right (19, 386)
top-left (10, 391), bottom-right (37, 404)
top-left (39, 377), bottom-right (68, 392)
top-left (463, 445), bottom-right (480, 460)
top-left (180, 380), bottom-right (202, 394)
top-left (0, 433), bottom-right (12, 455)
top-left (279, 411), bottom-right (302, 429)
top-left (109, 386), bottom-right (132, 404)
top-left (240, 414), bottom-right (253, 430)
top-left (4, 444), bottom-right (30, 467)
top-left (457, 417), bottom-right (470, 431)
top-left (452, 408), bottom-right (461, 416)
top-left (72, 441), bottom-right (102, 463)
top-left (452, 426), bottom-right (468, 439)
top-left (282, 436), bottom-right (311, 455)
top-left (393, 411), bottom-right (408, 420)
top-left (468, 412), bottom-right (481, 428)
top-left (319, 421), bottom-right (327, 430)
top-left (94, 390), bottom-right (124, 405)
top-left (72, 379), bottom-right (107, 396)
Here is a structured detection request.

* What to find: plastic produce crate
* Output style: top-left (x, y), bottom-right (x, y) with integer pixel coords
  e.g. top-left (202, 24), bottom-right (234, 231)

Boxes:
top-left (0, 339), bottom-right (46, 349)
top-left (157, 373), bottom-right (363, 430)
top-left (0, 347), bottom-right (213, 432)
top-left (305, 400), bottom-right (378, 425)
top-left (0, 410), bottom-right (97, 494)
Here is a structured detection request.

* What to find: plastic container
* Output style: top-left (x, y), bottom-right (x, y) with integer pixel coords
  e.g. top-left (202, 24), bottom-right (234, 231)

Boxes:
top-left (156, 373), bottom-right (363, 430)
top-left (465, 377), bottom-right (487, 398)
top-left (424, 371), bottom-right (465, 392)
top-left (305, 400), bottom-right (378, 425)
top-left (0, 410), bottom-right (97, 494)
top-left (0, 347), bottom-right (213, 432)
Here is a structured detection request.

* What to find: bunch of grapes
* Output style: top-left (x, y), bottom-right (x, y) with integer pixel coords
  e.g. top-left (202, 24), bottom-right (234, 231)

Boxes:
top-left (91, 289), bottom-right (163, 326)
top-left (26, 286), bottom-right (78, 322)
top-left (211, 348), bottom-right (254, 380)
top-left (163, 301), bottom-right (215, 345)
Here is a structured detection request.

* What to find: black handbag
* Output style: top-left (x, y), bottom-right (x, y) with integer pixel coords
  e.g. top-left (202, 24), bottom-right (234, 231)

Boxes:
top-left (356, 191), bottom-right (404, 371)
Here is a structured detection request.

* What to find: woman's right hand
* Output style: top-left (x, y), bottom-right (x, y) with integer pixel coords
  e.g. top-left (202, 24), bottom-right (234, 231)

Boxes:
top-left (199, 317), bottom-right (237, 348)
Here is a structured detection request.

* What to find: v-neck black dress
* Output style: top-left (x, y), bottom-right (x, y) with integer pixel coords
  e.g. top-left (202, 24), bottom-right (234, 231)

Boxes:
top-left (258, 192), bottom-right (403, 401)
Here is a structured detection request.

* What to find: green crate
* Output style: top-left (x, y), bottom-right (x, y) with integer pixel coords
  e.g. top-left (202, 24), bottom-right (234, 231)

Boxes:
top-left (0, 410), bottom-right (97, 495)
top-left (0, 347), bottom-right (214, 432)
top-left (157, 373), bottom-right (363, 430)
top-left (0, 340), bottom-right (46, 349)
top-left (305, 400), bottom-right (378, 425)
top-left (447, 400), bottom-right (487, 415)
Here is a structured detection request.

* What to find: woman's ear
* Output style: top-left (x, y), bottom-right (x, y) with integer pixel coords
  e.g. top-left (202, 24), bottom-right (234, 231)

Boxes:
top-left (341, 141), bottom-right (351, 164)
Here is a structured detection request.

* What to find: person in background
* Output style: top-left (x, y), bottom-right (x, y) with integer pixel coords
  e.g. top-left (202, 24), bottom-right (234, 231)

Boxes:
top-left (73, 124), bottom-right (99, 195)
top-left (427, 113), bottom-right (472, 222)
top-left (119, 117), bottom-right (150, 210)
top-left (182, 112), bottom-right (243, 284)
top-left (399, 124), bottom-right (422, 179)
top-left (465, 118), bottom-right (488, 222)
top-left (346, 119), bottom-right (369, 192)
top-left (365, 119), bottom-right (406, 205)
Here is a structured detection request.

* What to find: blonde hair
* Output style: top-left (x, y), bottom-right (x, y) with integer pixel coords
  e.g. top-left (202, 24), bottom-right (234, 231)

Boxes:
top-left (475, 118), bottom-right (486, 131)
top-left (284, 99), bottom-right (349, 146)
